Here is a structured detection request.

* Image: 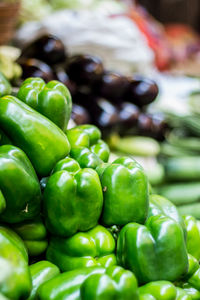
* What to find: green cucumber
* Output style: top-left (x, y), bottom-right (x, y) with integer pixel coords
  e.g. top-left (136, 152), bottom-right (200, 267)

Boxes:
top-left (158, 182), bottom-right (200, 206)
top-left (178, 203), bottom-right (200, 220)
top-left (164, 157), bottom-right (200, 181)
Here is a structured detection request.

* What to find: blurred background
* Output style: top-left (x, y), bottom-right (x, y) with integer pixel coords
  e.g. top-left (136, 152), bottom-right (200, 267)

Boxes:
top-left (1, 0), bottom-right (200, 218)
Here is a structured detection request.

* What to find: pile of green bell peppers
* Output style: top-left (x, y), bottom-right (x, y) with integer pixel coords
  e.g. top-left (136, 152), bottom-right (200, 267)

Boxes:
top-left (0, 77), bottom-right (200, 299)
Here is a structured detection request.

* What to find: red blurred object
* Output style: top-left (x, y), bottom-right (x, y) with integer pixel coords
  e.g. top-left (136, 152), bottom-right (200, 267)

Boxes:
top-left (164, 24), bottom-right (200, 62)
top-left (126, 6), bottom-right (172, 70)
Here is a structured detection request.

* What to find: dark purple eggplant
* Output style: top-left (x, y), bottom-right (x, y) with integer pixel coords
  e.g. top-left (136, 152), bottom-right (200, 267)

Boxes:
top-left (125, 75), bottom-right (159, 107)
top-left (71, 104), bottom-right (90, 125)
top-left (20, 34), bottom-right (67, 65)
top-left (53, 67), bottom-right (77, 95)
top-left (67, 54), bottom-right (104, 85)
top-left (95, 71), bottom-right (129, 102)
top-left (20, 58), bottom-right (54, 82)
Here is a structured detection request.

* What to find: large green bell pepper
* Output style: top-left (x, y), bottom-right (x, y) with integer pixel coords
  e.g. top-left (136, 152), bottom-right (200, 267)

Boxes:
top-left (148, 194), bottom-right (186, 236)
top-left (66, 125), bottom-right (110, 162)
top-left (28, 261), bottom-right (60, 300)
top-left (96, 156), bottom-right (149, 226)
top-left (139, 281), bottom-right (191, 300)
top-left (0, 145), bottom-right (41, 223)
top-left (183, 215), bottom-right (200, 261)
top-left (46, 225), bottom-right (116, 272)
top-left (43, 160), bottom-right (103, 237)
top-left (0, 96), bottom-right (70, 176)
top-left (0, 72), bottom-right (11, 97)
top-left (12, 218), bottom-right (48, 256)
top-left (0, 226), bottom-right (32, 299)
top-left (17, 77), bottom-right (72, 130)
top-left (37, 265), bottom-right (139, 300)
top-left (117, 215), bottom-right (188, 284)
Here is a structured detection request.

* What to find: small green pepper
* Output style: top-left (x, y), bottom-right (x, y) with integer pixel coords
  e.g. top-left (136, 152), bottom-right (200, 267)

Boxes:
top-left (117, 215), bottom-right (188, 284)
top-left (0, 72), bottom-right (11, 97)
top-left (0, 226), bottom-right (32, 299)
top-left (46, 225), bottom-right (116, 272)
top-left (12, 218), bottom-right (48, 257)
top-left (96, 156), bottom-right (149, 226)
top-left (43, 158), bottom-right (103, 237)
top-left (0, 145), bottom-right (41, 223)
top-left (17, 78), bottom-right (72, 130)
top-left (0, 96), bottom-right (70, 176)
top-left (28, 261), bottom-right (60, 300)
top-left (183, 215), bottom-right (200, 260)
top-left (38, 265), bottom-right (139, 300)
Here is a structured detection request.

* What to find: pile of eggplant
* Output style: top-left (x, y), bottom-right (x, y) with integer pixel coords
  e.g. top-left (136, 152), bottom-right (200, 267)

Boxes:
top-left (18, 34), bottom-right (167, 140)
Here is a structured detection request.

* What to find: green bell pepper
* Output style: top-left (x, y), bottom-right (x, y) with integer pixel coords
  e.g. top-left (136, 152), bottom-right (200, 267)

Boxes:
top-left (28, 261), bottom-right (60, 300)
top-left (17, 77), bottom-right (72, 130)
top-left (96, 156), bottom-right (149, 226)
top-left (183, 215), bottom-right (200, 260)
top-left (66, 125), bottom-right (110, 162)
top-left (0, 226), bottom-right (32, 299)
top-left (43, 161), bottom-right (103, 237)
top-left (117, 215), bottom-right (188, 284)
top-left (139, 281), bottom-right (191, 300)
top-left (148, 194), bottom-right (186, 236)
top-left (0, 72), bottom-right (11, 97)
top-left (0, 145), bottom-right (41, 223)
top-left (37, 265), bottom-right (139, 300)
top-left (12, 218), bottom-right (48, 256)
top-left (0, 95), bottom-right (70, 176)
top-left (70, 147), bottom-right (103, 169)
top-left (46, 225), bottom-right (116, 272)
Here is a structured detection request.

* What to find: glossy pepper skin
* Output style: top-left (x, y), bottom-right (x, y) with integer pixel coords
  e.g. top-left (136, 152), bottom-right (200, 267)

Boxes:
top-left (0, 96), bottom-right (70, 177)
top-left (46, 225), bottom-right (116, 272)
top-left (66, 124), bottom-right (110, 162)
top-left (0, 226), bottom-right (32, 299)
top-left (176, 255), bottom-right (200, 299)
top-left (117, 215), bottom-right (188, 284)
top-left (43, 158), bottom-right (103, 237)
top-left (0, 145), bottom-right (41, 223)
top-left (96, 156), bottom-right (149, 226)
top-left (0, 72), bottom-right (11, 97)
top-left (17, 77), bottom-right (72, 131)
top-left (183, 215), bottom-right (200, 261)
top-left (28, 261), bottom-right (60, 300)
top-left (37, 265), bottom-right (139, 300)
top-left (12, 218), bottom-right (48, 256)
top-left (139, 281), bottom-right (191, 300)
top-left (148, 194), bottom-right (186, 237)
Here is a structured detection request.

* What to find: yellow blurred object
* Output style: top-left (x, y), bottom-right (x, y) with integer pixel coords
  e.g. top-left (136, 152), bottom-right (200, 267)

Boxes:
top-left (0, 46), bottom-right (22, 80)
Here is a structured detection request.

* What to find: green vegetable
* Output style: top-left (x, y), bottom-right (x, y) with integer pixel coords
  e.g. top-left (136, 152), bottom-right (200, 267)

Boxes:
top-left (96, 156), bottom-right (149, 226)
top-left (139, 281), bottom-right (191, 300)
top-left (46, 225), bottom-right (116, 272)
top-left (18, 78), bottom-right (72, 130)
top-left (158, 183), bottom-right (200, 206)
top-left (108, 134), bottom-right (160, 157)
top-left (148, 194), bottom-right (186, 236)
top-left (0, 72), bottom-right (11, 97)
top-left (43, 158), bottom-right (103, 237)
top-left (164, 157), bottom-right (200, 181)
top-left (0, 145), bottom-right (41, 223)
top-left (67, 125), bottom-right (110, 162)
top-left (12, 218), bottom-right (48, 257)
top-left (28, 261), bottom-right (60, 300)
top-left (183, 216), bottom-right (200, 260)
top-left (0, 226), bottom-right (32, 299)
top-left (178, 203), bottom-right (200, 220)
top-left (37, 266), bottom-right (139, 300)
top-left (0, 95), bottom-right (70, 176)
top-left (117, 215), bottom-right (188, 284)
